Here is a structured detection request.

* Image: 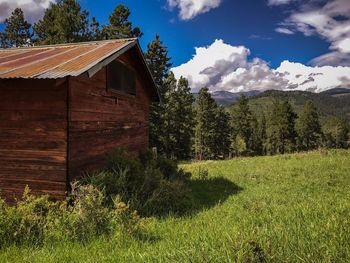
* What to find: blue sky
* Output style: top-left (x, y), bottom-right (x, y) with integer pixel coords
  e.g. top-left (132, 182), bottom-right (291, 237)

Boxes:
top-left (79, 0), bottom-right (330, 68)
top-left (0, 0), bottom-right (350, 92)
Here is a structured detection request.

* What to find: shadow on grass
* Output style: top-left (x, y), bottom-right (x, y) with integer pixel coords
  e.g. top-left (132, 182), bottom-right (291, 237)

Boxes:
top-left (185, 176), bottom-right (243, 216)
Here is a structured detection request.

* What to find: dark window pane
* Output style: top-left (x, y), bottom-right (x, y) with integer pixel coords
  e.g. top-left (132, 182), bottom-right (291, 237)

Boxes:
top-left (107, 60), bottom-right (136, 95)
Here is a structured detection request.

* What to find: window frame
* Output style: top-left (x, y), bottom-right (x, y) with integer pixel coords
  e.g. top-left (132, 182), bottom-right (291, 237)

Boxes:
top-left (106, 60), bottom-right (137, 97)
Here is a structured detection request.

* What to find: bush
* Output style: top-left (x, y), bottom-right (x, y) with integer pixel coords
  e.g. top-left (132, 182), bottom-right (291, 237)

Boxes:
top-left (83, 148), bottom-right (193, 216)
top-left (0, 187), bottom-right (53, 247)
top-left (45, 184), bottom-right (112, 242)
top-left (0, 184), bottom-right (145, 248)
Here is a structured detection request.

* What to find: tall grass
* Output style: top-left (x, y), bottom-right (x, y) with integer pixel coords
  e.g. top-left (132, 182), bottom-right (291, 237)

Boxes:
top-left (1, 149), bottom-right (350, 262)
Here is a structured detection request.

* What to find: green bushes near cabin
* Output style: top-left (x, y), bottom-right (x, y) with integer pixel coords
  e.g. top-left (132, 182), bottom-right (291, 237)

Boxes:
top-left (82, 148), bottom-right (193, 216)
top-left (0, 148), bottom-right (193, 248)
top-left (0, 185), bottom-right (145, 248)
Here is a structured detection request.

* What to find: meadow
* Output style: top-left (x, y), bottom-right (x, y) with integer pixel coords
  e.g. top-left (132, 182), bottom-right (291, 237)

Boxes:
top-left (1, 149), bottom-right (350, 262)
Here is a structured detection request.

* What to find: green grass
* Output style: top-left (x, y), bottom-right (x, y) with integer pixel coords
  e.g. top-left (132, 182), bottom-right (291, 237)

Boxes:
top-left (1, 149), bottom-right (350, 262)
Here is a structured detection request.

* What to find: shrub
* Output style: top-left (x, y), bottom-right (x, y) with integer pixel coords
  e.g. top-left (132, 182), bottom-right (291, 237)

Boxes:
top-left (83, 148), bottom-right (193, 216)
top-left (0, 187), bottom-right (53, 247)
top-left (0, 184), bottom-right (146, 248)
top-left (45, 184), bottom-right (111, 243)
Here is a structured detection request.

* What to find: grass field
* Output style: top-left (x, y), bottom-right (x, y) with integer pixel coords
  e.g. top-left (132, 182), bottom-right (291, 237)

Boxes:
top-left (1, 150), bottom-right (350, 262)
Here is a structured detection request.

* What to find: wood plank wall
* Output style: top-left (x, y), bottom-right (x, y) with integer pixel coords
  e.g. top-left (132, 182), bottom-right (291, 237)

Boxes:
top-left (68, 52), bottom-right (153, 182)
top-left (0, 78), bottom-right (68, 202)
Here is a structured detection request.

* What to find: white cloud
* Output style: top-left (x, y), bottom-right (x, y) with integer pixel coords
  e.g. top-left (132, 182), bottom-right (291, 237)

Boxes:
top-left (167, 0), bottom-right (222, 20)
top-left (275, 27), bottom-right (294, 34)
top-left (172, 39), bottom-right (350, 93)
top-left (273, 0), bottom-right (350, 66)
top-left (268, 0), bottom-right (295, 6)
top-left (275, 61), bottom-right (350, 92)
top-left (0, 0), bottom-right (54, 23)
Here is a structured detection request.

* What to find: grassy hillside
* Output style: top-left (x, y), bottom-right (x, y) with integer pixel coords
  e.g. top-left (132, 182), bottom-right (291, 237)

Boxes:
top-left (1, 150), bottom-right (350, 262)
top-left (244, 90), bottom-right (350, 123)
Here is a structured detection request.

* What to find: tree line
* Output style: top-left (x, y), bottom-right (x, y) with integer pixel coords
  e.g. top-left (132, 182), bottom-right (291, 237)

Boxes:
top-left (1, 1), bottom-right (349, 161)
top-left (0, 0), bottom-right (141, 47)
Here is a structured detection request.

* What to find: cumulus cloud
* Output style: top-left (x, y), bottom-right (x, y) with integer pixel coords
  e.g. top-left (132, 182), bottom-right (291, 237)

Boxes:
top-left (0, 0), bottom-right (54, 23)
top-left (276, 61), bottom-right (350, 92)
top-left (167, 0), bottom-right (222, 20)
top-left (172, 39), bottom-right (350, 93)
top-left (273, 0), bottom-right (350, 66)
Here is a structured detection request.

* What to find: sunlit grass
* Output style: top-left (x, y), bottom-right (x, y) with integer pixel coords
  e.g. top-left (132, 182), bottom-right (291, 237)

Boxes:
top-left (1, 149), bottom-right (350, 262)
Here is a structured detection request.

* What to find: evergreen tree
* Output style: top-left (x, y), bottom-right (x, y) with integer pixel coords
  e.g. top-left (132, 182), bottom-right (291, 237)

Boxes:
top-left (33, 0), bottom-right (90, 44)
top-left (296, 101), bottom-right (322, 151)
top-left (102, 4), bottom-right (142, 39)
top-left (1, 8), bottom-right (32, 47)
top-left (213, 106), bottom-right (231, 158)
top-left (250, 115), bottom-right (263, 155)
top-left (162, 73), bottom-right (177, 158)
top-left (145, 35), bottom-right (172, 153)
top-left (258, 114), bottom-right (268, 155)
top-left (89, 17), bottom-right (102, 40)
top-left (230, 95), bottom-right (254, 156)
top-left (172, 77), bottom-right (195, 159)
top-left (266, 100), bottom-right (297, 154)
top-left (145, 34), bottom-right (172, 92)
top-left (194, 88), bottom-right (218, 160)
top-left (160, 74), bottom-right (194, 160)
top-left (323, 117), bottom-right (349, 149)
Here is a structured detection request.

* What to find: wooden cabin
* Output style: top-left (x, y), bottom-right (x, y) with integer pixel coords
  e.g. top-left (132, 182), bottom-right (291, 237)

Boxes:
top-left (0, 39), bottom-right (159, 202)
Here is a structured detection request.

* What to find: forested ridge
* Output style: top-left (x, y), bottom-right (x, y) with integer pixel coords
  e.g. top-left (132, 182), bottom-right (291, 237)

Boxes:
top-left (247, 89), bottom-right (350, 122)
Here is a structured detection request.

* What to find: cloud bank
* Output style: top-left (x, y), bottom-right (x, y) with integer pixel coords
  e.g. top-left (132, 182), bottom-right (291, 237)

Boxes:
top-left (167, 0), bottom-right (222, 20)
top-left (0, 0), bottom-right (54, 23)
top-left (172, 39), bottom-right (350, 93)
top-left (273, 0), bottom-right (350, 66)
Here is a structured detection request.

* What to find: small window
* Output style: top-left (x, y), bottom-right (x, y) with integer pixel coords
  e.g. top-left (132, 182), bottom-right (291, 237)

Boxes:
top-left (107, 60), bottom-right (136, 95)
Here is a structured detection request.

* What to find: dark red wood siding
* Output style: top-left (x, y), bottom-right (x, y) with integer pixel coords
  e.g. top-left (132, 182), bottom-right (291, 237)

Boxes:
top-left (68, 52), bottom-right (153, 181)
top-left (0, 78), bottom-right (68, 202)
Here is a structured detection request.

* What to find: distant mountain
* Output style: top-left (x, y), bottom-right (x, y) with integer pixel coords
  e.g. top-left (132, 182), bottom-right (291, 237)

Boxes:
top-left (193, 88), bottom-right (350, 122)
top-left (235, 89), bottom-right (350, 123)
top-left (193, 90), bottom-right (261, 106)
top-left (321, 88), bottom-right (350, 97)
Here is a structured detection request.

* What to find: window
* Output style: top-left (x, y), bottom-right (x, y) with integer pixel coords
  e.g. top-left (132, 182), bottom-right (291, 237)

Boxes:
top-left (107, 60), bottom-right (136, 95)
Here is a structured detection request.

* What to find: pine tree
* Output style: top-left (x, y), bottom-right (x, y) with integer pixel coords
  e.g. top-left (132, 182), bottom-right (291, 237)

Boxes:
top-left (162, 73), bottom-right (178, 158)
top-left (102, 4), bottom-right (142, 39)
top-left (194, 88), bottom-right (218, 160)
top-left (145, 35), bottom-right (172, 154)
top-left (334, 120), bottom-right (349, 148)
top-left (157, 74), bottom-right (194, 160)
top-left (250, 115), bottom-right (263, 155)
top-left (323, 117), bottom-right (349, 149)
top-left (172, 77), bottom-right (195, 159)
top-left (266, 100), bottom-right (297, 154)
top-left (296, 101), bottom-right (322, 151)
top-left (230, 95), bottom-right (254, 156)
top-left (90, 17), bottom-right (102, 40)
top-left (145, 34), bottom-right (172, 92)
top-left (33, 0), bottom-right (90, 45)
top-left (213, 106), bottom-right (231, 158)
top-left (1, 8), bottom-right (32, 47)
top-left (258, 114), bottom-right (268, 155)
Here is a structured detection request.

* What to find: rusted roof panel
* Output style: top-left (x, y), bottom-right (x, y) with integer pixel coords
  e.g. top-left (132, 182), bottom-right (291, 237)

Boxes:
top-left (0, 39), bottom-right (136, 79)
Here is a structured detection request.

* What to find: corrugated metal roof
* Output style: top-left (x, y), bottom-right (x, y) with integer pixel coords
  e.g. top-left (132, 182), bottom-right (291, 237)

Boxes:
top-left (0, 38), bottom-right (137, 79)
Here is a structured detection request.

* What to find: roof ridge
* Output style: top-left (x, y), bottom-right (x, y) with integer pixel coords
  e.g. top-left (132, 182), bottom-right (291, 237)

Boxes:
top-left (0, 38), bottom-right (137, 51)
